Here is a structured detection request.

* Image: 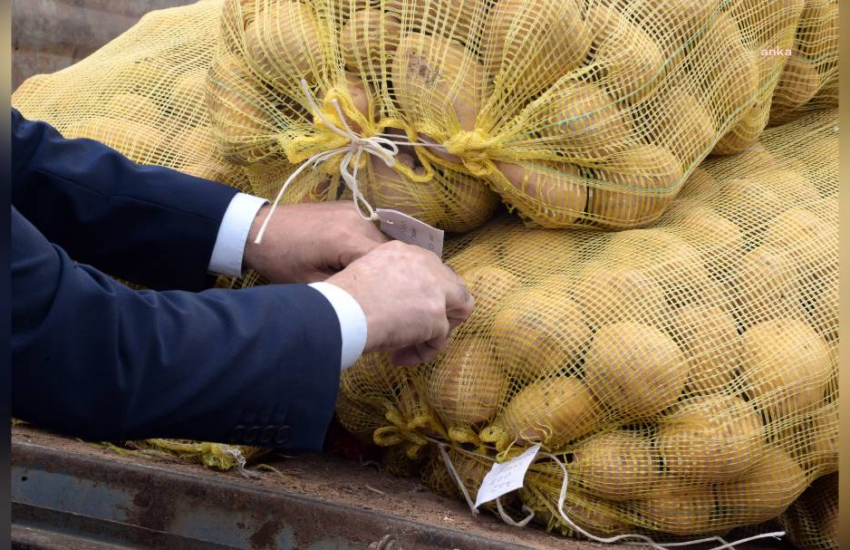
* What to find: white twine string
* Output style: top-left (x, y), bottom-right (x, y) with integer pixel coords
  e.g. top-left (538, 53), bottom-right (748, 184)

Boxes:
top-left (425, 436), bottom-right (784, 550)
top-left (255, 80), bottom-right (404, 243)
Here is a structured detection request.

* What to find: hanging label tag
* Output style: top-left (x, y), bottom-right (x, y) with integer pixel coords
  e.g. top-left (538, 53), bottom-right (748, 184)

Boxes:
top-left (376, 209), bottom-right (444, 258)
top-left (474, 444), bottom-right (541, 509)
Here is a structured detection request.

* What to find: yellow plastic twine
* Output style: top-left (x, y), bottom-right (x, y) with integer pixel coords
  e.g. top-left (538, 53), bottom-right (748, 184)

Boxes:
top-left (425, 436), bottom-right (786, 550)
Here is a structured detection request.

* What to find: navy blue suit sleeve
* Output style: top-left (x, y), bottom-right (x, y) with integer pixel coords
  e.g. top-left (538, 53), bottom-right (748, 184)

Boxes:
top-left (12, 206), bottom-right (342, 450)
top-left (11, 108), bottom-right (238, 291)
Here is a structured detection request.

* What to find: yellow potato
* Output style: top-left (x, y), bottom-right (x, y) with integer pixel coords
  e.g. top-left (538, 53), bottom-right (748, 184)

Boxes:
top-left (810, 274), bottom-right (838, 342)
top-left (797, 1), bottom-right (839, 61)
top-left (586, 144), bottom-right (682, 229)
top-left (741, 318), bottom-right (831, 419)
top-left (633, 490), bottom-right (716, 535)
top-left (498, 228), bottom-right (578, 280)
top-left (732, 247), bottom-right (804, 328)
top-left (492, 288), bottom-right (591, 381)
top-left (459, 266), bottom-right (522, 333)
top-left (572, 265), bottom-right (668, 329)
top-left (587, 6), bottom-right (665, 101)
top-left (481, 0), bottom-right (591, 96)
top-left (770, 55), bottom-right (821, 121)
top-left (714, 178), bottom-right (785, 235)
top-left (804, 403), bottom-right (838, 474)
top-left (584, 322), bottom-right (687, 420)
top-left (678, 167), bottom-right (717, 198)
top-left (384, 0), bottom-right (479, 40)
top-left (319, 72), bottom-right (371, 133)
top-left (536, 81), bottom-right (633, 161)
top-left (606, 230), bottom-right (711, 309)
top-left (658, 395), bottom-right (764, 484)
top-left (447, 241), bottom-right (500, 277)
top-left (494, 161), bottom-right (587, 228)
top-left (429, 337), bottom-right (506, 426)
top-left (717, 446), bottom-right (807, 525)
top-left (762, 208), bottom-right (831, 275)
top-left (437, 170), bottom-right (500, 232)
top-left (339, 8), bottom-right (402, 72)
top-left (500, 376), bottom-right (601, 449)
top-left (171, 69), bottom-right (209, 112)
top-left (711, 101), bottom-right (769, 156)
top-left (675, 206), bottom-right (744, 273)
top-left (674, 305), bottom-right (741, 396)
top-left (571, 430), bottom-right (660, 501)
top-left (245, 2), bottom-right (324, 84)
top-left (206, 54), bottom-right (279, 165)
top-left (648, 89), bottom-right (716, 167)
top-left (170, 126), bottom-right (218, 163)
top-left (104, 93), bottom-right (162, 126)
top-left (628, 0), bottom-right (723, 64)
top-left (65, 117), bottom-right (165, 164)
top-left (392, 33), bottom-right (486, 133)
top-left (366, 151), bottom-right (442, 223)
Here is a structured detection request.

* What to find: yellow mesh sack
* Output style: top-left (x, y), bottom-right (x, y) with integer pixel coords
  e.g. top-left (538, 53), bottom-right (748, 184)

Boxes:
top-left (777, 473), bottom-right (839, 550)
top-left (337, 107), bottom-right (839, 541)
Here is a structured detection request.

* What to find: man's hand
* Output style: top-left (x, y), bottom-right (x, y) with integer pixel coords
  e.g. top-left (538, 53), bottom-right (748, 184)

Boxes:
top-left (326, 241), bottom-right (475, 365)
top-left (244, 201), bottom-right (388, 283)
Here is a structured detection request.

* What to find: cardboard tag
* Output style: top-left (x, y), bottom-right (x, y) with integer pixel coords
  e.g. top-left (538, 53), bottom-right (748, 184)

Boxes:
top-left (376, 208), bottom-right (444, 258)
top-left (473, 444), bottom-right (541, 509)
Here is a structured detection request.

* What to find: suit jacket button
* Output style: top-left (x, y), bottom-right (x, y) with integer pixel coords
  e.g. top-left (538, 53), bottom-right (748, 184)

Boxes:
top-left (244, 425), bottom-right (260, 444)
top-left (229, 425), bottom-right (245, 443)
top-left (259, 425), bottom-right (276, 444)
top-left (274, 426), bottom-right (291, 446)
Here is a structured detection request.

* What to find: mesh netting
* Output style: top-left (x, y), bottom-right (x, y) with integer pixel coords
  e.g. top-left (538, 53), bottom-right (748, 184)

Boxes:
top-left (13, 0), bottom-right (838, 232)
top-left (337, 107), bottom-right (839, 540)
top-left (777, 473), bottom-right (839, 550)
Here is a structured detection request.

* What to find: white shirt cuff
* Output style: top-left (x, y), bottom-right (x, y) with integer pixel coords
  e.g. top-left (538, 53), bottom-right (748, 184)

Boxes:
top-left (309, 282), bottom-right (368, 371)
top-left (208, 193), bottom-right (268, 277)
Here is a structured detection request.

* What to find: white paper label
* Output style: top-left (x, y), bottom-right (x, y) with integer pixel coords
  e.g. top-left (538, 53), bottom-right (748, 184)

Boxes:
top-left (376, 208), bottom-right (444, 258)
top-left (473, 444), bottom-right (541, 509)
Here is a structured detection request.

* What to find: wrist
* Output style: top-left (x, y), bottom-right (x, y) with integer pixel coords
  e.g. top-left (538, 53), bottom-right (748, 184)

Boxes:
top-left (244, 204), bottom-right (271, 273)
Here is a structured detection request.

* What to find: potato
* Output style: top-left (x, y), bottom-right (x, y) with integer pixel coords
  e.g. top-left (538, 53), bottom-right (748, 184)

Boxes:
top-left (810, 274), bottom-right (838, 342)
top-left (536, 81), bottom-right (633, 161)
top-left (733, 247), bottom-right (805, 328)
top-left (245, 2), bottom-right (324, 84)
top-left (584, 322), bottom-right (687, 420)
top-left (634, 490), bottom-right (716, 535)
top-left (384, 0), bottom-right (478, 40)
top-left (741, 318), bottom-right (831, 418)
top-left (606, 230), bottom-right (711, 309)
top-left (762, 208), bottom-right (831, 274)
top-left (494, 161), bottom-right (587, 228)
top-left (717, 446), bottom-right (806, 525)
top-left (319, 73), bottom-right (371, 133)
top-left (572, 266), bottom-right (668, 329)
top-left (481, 0), bottom-right (591, 96)
top-left (65, 117), bottom-right (165, 164)
top-left (498, 228), bottom-right (578, 280)
top-left (727, 0), bottom-right (805, 45)
top-left (429, 337), bottom-right (506, 427)
top-left (438, 170), bottom-right (500, 232)
top-left (648, 89), bottom-right (716, 167)
top-left (674, 305), bottom-right (741, 396)
top-left (714, 178), bottom-right (784, 235)
top-left (675, 206), bottom-right (744, 273)
top-left (171, 69), bottom-right (209, 113)
top-left (797, 1), bottom-right (839, 57)
top-left (366, 151), bottom-right (441, 222)
top-left (170, 125), bottom-right (218, 163)
top-left (492, 288), bottom-right (591, 381)
top-left (586, 144), bottom-right (682, 229)
top-left (104, 93), bottom-right (162, 126)
top-left (500, 376), bottom-right (601, 449)
top-left (392, 33), bottom-right (486, 133)
top-left (571, 430), bottom-right (660, 501)
top-left (206, 54), bottom-right (279, 165)
top-left (459, 266), bottom-right (521, 333)
top-left (678, 167), bottom-right (717, 198)
top-left (587, 6), bottom-right (665, 101)
top-left (658, 395), bottom-right (764, 483)
top-left (627, 0), bottom-right (722, 64)
top-left (711, 101), bottom-right (769, 156)
top-left (339, 8), bottom-right (402, 72)
top-left (447, 241), bottom-right (500, 276)
top-left (770, 55), bottom-right (821, 119)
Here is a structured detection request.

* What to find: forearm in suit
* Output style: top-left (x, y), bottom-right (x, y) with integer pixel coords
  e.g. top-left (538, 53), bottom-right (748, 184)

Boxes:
top-left (11, 108), bottom-right (238, 291)
top-left (12, 207), bottom-right (342, 449)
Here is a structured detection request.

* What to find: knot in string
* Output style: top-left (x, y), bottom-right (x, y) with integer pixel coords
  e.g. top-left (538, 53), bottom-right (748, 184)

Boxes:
top-left (254, 79), bottom-right (402, 244)
top-left (444, 128), bottom-right (500, 176)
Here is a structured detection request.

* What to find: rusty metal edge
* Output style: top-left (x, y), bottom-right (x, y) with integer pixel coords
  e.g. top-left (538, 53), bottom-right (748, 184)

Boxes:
top-left (11, 441), bottom-right (542, 550)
